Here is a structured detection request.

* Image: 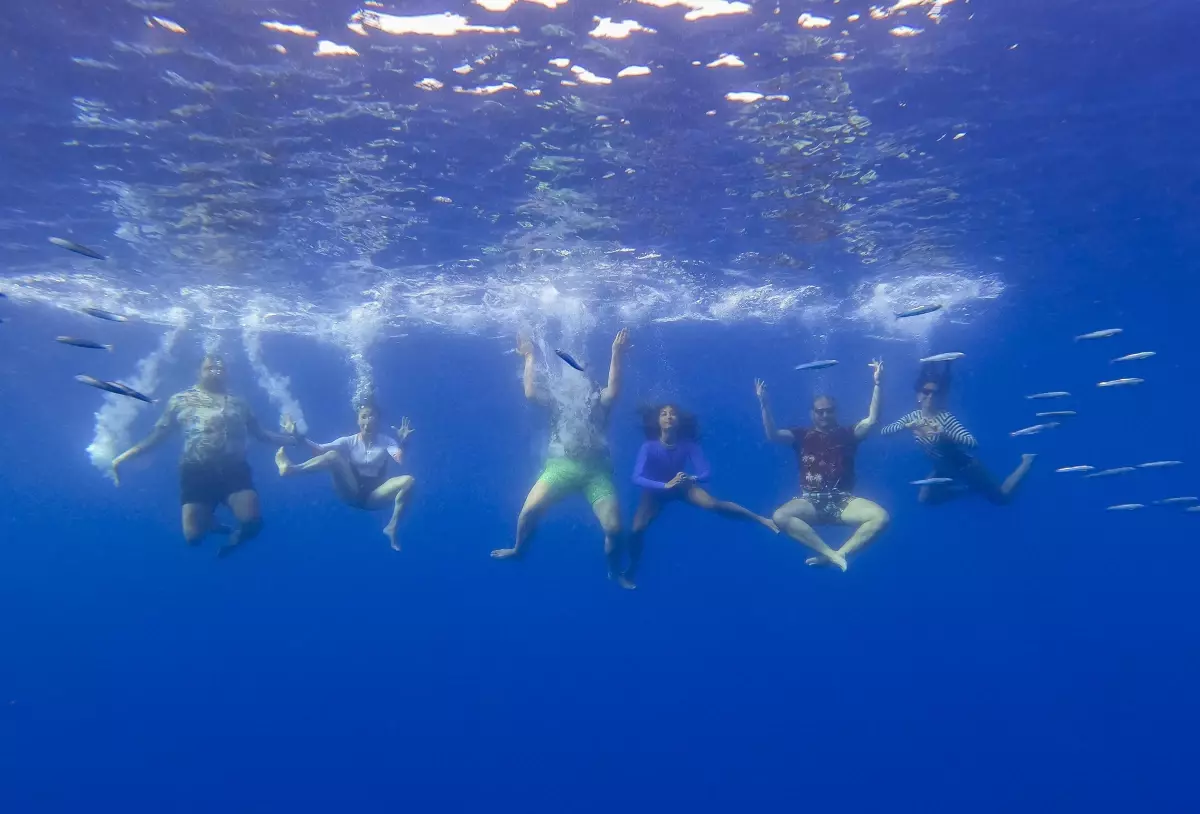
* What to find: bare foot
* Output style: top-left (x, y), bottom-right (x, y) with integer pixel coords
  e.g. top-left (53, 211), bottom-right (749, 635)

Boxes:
top-left (616, 573), bottom-right (637, 590)
top-left (274, 447), bottom-right (291, 476)
top-left (383, 524), bottom-right (401, 552)
top-left (491, 547), bottom-right (521, 560)
top-left (805, 552), bottom-right (848, 571)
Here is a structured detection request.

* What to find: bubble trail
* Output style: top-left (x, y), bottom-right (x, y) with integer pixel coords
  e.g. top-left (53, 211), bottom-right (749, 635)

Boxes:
top-left (86, 312), bottom-right (187, 479)
top-left (242, 317), bottom-right (307, 435)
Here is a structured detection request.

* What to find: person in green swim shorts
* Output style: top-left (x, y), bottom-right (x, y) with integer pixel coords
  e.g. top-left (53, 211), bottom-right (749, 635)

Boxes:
top-left (492, 328), bottom-right (631, 586)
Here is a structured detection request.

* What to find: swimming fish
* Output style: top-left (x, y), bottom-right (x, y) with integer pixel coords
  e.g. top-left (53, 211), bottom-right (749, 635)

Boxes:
top-left (910, 477), bottom-right (953, 486)
top-left (1187, 506), bottom-right (1200, 513)
top-left (795, 360), bottom-right (839, 371)
top-left (49, 237), bottom-right (105, 260)
top-left (554, 349), bottom-right (585, 372)
top-left (1075, 328), bottom-right (1123, 341)
top-left (56, 336), bottom-right (113, 351)
top-left (1010, 422), bottom-right (1059, 437)
top-left (1153, 497), bottom-right (1199, 506)
top-left (1026, 391), bottom-right (1071, 400)
top-left (1036, 410), bottom-right (1077, 418)
top-left (1111, 352), bottom-right (1155, 363)
top-left (1137, 460), bottom-right (1182, 469)
top-left (1084, 467), bottom-right (1136, 478)
top-left (75, 375), bottom-right (153, 403)
top-left (80, 307), bottom-right (128, 322)
top-left (919, 352), bottom-right (964, 363)
top-left (1055, 466), bottom-right (1095, 473)
top-left (1106, 504), bottom-right (1145, 511)
top-left (894, 304), bottom-right (942, 319)
top-left (1097, 378), bottom-right (1143, 388)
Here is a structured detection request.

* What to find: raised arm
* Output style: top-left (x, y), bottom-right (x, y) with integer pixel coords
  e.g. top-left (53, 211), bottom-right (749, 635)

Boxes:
top-left (249, 412), bottom-right (302, 447)
top-left (110, 397), bottom-right (178, 483)
top-left (854, 359), bottom-right (884, 440)
top-left (517, 334), bottom-right (544, 403)
top-left (631, 442), bottom-right (670, 490)
top-left (600, 327), bottom-right (631, 407)
top-left (755, 379), bottom-right (795, 444)
top-left (389, 417), bottom-right (414, 464)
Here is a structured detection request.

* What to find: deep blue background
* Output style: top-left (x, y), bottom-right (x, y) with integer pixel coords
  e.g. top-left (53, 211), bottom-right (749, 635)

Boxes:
top-left (1, 300), bottom-right (1198, 811)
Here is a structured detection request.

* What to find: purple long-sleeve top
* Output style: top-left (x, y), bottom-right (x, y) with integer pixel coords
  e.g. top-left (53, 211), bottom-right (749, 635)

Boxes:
top-left (632, 439), bottom-right (712, 490)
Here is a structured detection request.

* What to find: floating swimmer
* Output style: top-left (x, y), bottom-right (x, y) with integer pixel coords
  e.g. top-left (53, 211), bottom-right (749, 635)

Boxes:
top-left (794, 360), bottom-right (838, 371)
top-left (1036, 410), bottom-right (1077, 418)
top-left (894, 304), bottom-right (942, 319)
top-left (75, 375), bottom-right (153, 403)
top-left (49, 237), bottom-right (105, 259)
top-left (56, 336), bottom-right (113, 351)
top-left (1098, 378), bottom-right (1143, 388)
top-left (1111, 352), bottom-right (1155, 362)
top-left (919, 352), bottom-right (964, 363)
top-left (1055, 466), bottom-right (1094, 473)
top-left (1137, 460), bottom-right (1182, 469)
top-left (1075, 328), bottom-right (1122, 341)
top-left (1026, 391), bottom-right (1071, 400)
top-left (80, 307), bottom-right (128, 322)
top-left (1107, 504), bottom-right (1144, 511)
top-left (1010, 422), bottom-right (1059, 437)
top-left (554, 349), bottom-right (585, 372)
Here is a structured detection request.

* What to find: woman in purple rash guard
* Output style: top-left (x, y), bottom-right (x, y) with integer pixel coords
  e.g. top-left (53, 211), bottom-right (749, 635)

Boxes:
top-left (620, 404), bottom-right (778, 588)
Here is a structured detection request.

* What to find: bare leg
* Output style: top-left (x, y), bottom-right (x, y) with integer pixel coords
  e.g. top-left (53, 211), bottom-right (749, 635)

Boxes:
top-left (1000, 454), bottom-right (1037, 498)
top-left (624, 491), bottom-right (665, 590)
top-left (276, 448), bottom-right (359, 504)
top-left (218, 489), bottom-right (263, 558)
top-left (806, 497), bottom-right (889, 566)
top-left (686, 486), bottom-right (778, 532)
top-left (181, 503), bottom-right (216, 546)
top-left (492, 478), bottom-right (563, 560)
top-left (591, 495), bottom-right (623, 584)
top-left (772, 499), bottom-right (847, 572)
top-left (367, 475), bottom-right (415, 552)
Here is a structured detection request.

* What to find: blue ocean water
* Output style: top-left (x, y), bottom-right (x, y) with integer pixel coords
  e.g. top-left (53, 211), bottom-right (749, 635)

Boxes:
top-left (2, 0), bottom-right (1199, 811)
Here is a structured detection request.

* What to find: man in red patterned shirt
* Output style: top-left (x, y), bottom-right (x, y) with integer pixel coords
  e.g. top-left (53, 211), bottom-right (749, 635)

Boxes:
top-left (754, 362), bottom-right (889, 571)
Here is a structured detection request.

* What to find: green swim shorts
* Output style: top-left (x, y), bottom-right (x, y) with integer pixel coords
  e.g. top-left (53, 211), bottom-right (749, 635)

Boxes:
top-left (536, 456), bottom-right (617, 505)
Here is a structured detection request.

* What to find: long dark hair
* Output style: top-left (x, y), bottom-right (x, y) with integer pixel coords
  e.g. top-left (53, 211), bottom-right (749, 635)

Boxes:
top-left (639, 403), bottom-right (699, 441)
top-left (914, 361), bottom-right (953, 399)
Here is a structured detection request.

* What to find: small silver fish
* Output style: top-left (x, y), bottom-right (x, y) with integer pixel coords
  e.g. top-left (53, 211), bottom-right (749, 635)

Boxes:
top-left (1097, 378), bottom-right (1143, 388)
top-left (80, 307), bottom-right (128, 322)
top-left (1186, 506), bottom-right (1200, 513)
top-left (1084, 467), bottom-right (1136, 478)
top-left (49, 237), bottom-right (105, 259)
top-left (554, 349), bottom-right (585, 372)
top-left (75, 375), bottom-right (153, 403)
top-left (1107, 503), bottom-right (1144, 511)
top-left (794, 360), bottom-right (839, 371)
top-left (1055, 466), bottom-right (1095, 473)
top-left (1010, 422), bottom-right (1060, 437)
top-left (1153, 497), bottom-right (1198, 506)
top-left (895, 304), bottom-right (942, 319)
top-left (1026, 391), bottom-right (1071, 400)
top-left (910, 477), bottom-right (953, 486)
top-left (1036, 410), bottom-right (1077, 418)
top-left (919, 352), bottom-right (964, 363)
top-left (1111, 352), bottom-right (1155, 363)
top-left (1137, 460), bottom-right (1182, 469)
top-left (1075, 328), bottom-right (1123, 341)
top-left (56, 336), bottom-right (113, 351)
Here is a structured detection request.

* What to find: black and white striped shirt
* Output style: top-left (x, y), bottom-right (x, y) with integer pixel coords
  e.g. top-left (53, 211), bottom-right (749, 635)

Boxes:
top-left (882, 410), bottom-right (977, 458)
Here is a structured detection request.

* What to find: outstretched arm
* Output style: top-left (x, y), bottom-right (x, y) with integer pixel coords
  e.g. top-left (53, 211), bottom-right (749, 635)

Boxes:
top-left (388, 417), bottom-right (414, 464)
top-left (755, 379), bottom-right (795, 444)
top-left (517, 334), bottom-right (545, 403)
top-left (854, 359), bottom-right (884, 440)
top-left (249, 413), bottom-right (302, 446)
top-left (114, 400), bottom-right (178, 465)
top-left (600, 328), bottom-right (630, 407)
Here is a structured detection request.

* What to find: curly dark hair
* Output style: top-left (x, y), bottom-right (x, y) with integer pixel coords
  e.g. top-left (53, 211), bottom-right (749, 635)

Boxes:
top-left (639, 403), bottom-right (699, 441)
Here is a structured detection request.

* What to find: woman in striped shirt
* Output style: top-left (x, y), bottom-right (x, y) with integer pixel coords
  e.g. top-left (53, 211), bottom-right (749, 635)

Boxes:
top-left (881, 363), bottom-right (1035, 505)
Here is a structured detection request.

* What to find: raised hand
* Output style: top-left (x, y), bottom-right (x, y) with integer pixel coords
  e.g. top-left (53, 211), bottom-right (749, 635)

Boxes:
top-left (517, 334), bottom-right (534, 358)
top-left (393, 416), bottom-right (415, 442)
top-left (869, 358), bottom-right (883, 385)
top-left (755, 378), bottom-right (768, 400)
top-left (612, 327), bottom-right (631, 354)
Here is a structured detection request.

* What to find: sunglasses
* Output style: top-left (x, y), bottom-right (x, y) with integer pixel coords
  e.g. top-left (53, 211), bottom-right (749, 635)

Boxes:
top-left (813, 407), bottom-right (836, 415)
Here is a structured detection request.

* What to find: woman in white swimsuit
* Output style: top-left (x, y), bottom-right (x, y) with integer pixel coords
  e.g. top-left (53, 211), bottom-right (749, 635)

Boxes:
top-left (276, 404), bottom-right (416, 551)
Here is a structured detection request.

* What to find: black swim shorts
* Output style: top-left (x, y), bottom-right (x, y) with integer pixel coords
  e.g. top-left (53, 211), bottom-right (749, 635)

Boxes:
top-left (179, 458), bottom-right (255, 507)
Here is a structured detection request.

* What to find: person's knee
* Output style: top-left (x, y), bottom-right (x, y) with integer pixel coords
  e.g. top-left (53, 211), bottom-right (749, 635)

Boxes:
top-left (601, 516), bottom-right (622, 537)
top-left (772, 507), bottom-right (791, 527)
top-left (872, 508), bottom-right (891, 529)
top-left (183, 525), bottom-right (205, 545)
